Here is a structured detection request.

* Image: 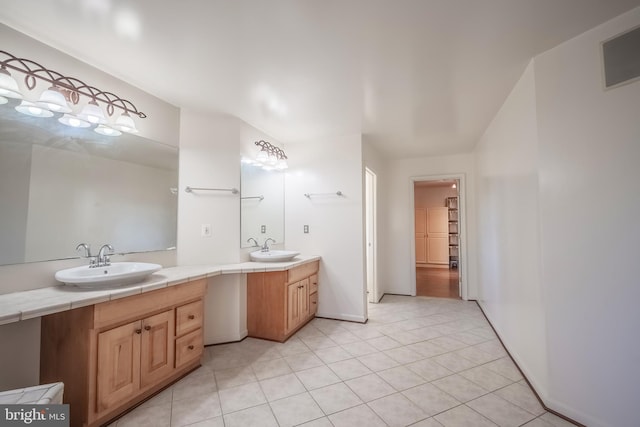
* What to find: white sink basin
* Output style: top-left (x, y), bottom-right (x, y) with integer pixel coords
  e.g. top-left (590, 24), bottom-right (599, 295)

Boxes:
top-left (250, 250), bottom-right (300, 262)
top-left (55, 262), bottom-right (162, 288)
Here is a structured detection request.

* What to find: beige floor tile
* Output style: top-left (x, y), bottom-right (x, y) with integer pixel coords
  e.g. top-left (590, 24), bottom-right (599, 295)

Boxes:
top-left (390, 330), bottom-right (427, 345)
top-left (367, 392), bottom-right (428, 427)
top-left (377, 365), bottom-right (427, 391)
top-left (300, 335), bottom-right (338, 350)
top-left (329, 404), bottom-right (387, 427)
top-left (222, 403), bottom-right (278, 427)
top-left (218, 382), bottom-right (266, 414)
top-left (296, 365), bottom-right (342, 390)
top-left (358, 352), bottom-right (400, 371)
top-left (449, 331), bottom-right (490, 346)
top-left (314, 345), bottom-right (353, 364)
top-left (327, 358), bottom-right (373, 381)
top-left (494, 382), bottom-right (545, 416)
top-left (454, 346), bottom-right (500, 366)
top-left (522, 418), bottom-right (555, 427)
top-left (384, 346), bottom-right (425, 364)
top-left (269, 392), bottom-right (325, 427)
top-left (407, 340), bottom-right (449, 358)
top-left (411, 417), bottom-right (445, 426)
top-left (402, 383), bottom-right (461, 417)
top-left (260, 373), bottom-right (306, 402)
top-left (434, 404), bottom-right (498, 427)
top-left (484, 358), bottom-right (524, 382)
top-left (171, 393), bottom-right (222, 427)
top-left (406, 358), bottom-right (453, 381)
top-left (459, 366), bottom-right (513, 391)
top-left (284, 351), bottom-right (324, 371)
top-left (310, 382), bottom-right (363, 414)
top-left (136, 385), bottom-right (173, 409)
top-left (298, 417), bottom-right (334, 426)
top-left (367, 335), bottom-right (403, 351)
top-left (181, 416), bottom-right (225, 427)
top-left (115, 403), bottom-right (171, 427)
top-left (467, 393), bottom-right (536, 427)
top-left (429, 336), bottom-right (468, 352)
top-left (251, 357), bottom-right (293, 380)
top-left (277, 337), bottom-right (312, 356)
top-left (341, 340), bottom-right (379, 357)
top-left (432, 352), bottom-right (479, 373)
top-left (214, 365), bottom-right (257, 390)
top-left (345, 373), bottom-right (396, 402)
top-left (432, 374), bottom-right (489, 402)
top-left (539, 412), bottom-right (578, 426)
top-left (172, 371), bottom-right (217, 402)
top-left (326, 330), bottom-right (361, 345)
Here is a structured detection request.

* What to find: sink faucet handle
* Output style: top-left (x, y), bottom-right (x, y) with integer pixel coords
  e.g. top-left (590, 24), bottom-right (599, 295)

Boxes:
top-left (261, 238), bottom-right (276, 252)
top-left (76, 243), bottom-right (92, 258)
top-left (97, 244), bottom-right (114, 267)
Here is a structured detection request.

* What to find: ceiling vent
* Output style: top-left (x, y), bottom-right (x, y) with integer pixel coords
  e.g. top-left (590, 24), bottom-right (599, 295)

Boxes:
top-left (602, 24), bottom-right (640, 89)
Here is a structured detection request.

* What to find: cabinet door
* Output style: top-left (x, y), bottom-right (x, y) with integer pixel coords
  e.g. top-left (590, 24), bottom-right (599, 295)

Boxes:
top-left (140, 310), bottom-right (174, 388)
top-left (298, 279), bottom-right (310, 321)
top-left (427, 207), bottom-right (449, 264)
top-left (96, 320), bottom-right (142, 413)
top-left (286, 282), bottom-right (300, 334)
top-left (415, 208), bottom-right (427, 263)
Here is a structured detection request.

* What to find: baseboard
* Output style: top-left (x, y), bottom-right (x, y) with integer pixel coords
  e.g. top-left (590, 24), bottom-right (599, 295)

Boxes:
top-left (204, 329), bottom-right (248, 346)
top-left (315, 311), bottom-right (366, 323)
top-left (474, 300), bottom-right (584, 427)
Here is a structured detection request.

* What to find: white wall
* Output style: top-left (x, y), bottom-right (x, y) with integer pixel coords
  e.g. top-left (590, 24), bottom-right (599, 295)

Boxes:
top-left (475, 8), bottom-right (640, 426)
top-left (474, 61), bottom-right (548, 397)
top-left (383, 154), bottom-right (477, 299)
top-left (177, 110), bottom-right (246, 344)
top-left (285, 135), bottom-right (367, 322)
top-left (534, 9), bottom-right (640, 426)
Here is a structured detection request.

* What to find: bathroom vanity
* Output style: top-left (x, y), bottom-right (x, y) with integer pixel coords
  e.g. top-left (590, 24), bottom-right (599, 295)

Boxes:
top-left (247, 260), bottom-right (319, 342)
top-left (40, 279), bottom-right (205, 427)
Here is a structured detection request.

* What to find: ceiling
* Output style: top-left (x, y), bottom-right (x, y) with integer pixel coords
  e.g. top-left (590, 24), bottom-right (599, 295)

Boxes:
top-left (2, 0), bottom-right (639, 158)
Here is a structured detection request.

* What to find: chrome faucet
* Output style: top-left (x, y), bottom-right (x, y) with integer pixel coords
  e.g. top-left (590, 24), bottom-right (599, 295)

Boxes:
top-left (76, 243), bottom-right (98, 267)
top-left (247, 238), bottom-right (259, 247)
top-left (261, 238), bottom-right (276, 252)
top-left (96, 244), bottom-right (114, 268)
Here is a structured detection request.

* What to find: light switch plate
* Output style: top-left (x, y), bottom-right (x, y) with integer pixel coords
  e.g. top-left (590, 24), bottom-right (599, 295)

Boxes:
top-left (201, 224), bottom-right (212, 237)
top-left (304, 225), bottom-right (309, 234)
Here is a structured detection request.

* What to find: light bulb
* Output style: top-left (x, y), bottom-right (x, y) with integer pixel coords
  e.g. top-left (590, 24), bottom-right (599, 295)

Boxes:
top-left (58, 114), bottom-right (90, 128)
top-left (15, 100), bottom-right (54, 118)
top-left (0, 68), bottom-right (23, 99)
top-left (37, 87), bottom-right (71, 113)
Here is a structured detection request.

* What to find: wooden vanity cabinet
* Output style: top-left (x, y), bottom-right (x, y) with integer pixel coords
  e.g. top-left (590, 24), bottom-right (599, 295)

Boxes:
top-left (40, 279), bottom-right (206, 427)
top-left (247, 261), bottom-right (319, 342)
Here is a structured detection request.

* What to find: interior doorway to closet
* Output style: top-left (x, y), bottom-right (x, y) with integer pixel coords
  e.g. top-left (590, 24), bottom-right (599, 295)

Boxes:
top-left (413, 179), bottom-right (460, 298)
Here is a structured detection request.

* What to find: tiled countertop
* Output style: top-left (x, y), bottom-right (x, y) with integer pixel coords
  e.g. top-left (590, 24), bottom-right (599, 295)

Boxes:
top-left (0, 256), bottom-right (320, 326)
top-left (0, 382), bottom-right (64, 404)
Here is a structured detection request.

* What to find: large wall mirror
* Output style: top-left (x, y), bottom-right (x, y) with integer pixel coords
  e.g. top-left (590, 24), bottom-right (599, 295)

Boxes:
top-left (240, 161), bottom-right (284, 248)
top-left (0, 101), bottom-right (178, 265)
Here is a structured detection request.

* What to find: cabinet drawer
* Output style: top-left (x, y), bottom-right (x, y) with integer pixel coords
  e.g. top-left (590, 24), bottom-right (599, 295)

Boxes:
top-left (176, 300), bottom-right (203, 336)
top-left (175, 328), bottom-right (203, 369)
top-left (288, 261), bottom-right (319, 284)
top-left (309, 274), bottom-right (318, 294)
top-left (310, 292), bottom-right (318, 315)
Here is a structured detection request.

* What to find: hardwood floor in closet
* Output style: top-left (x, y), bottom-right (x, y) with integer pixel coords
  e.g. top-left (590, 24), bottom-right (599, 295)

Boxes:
top-left (416, 267), bottom-right (460, 299)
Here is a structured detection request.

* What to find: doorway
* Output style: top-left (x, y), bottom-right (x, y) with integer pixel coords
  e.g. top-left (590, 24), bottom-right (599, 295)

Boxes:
top-left (365, 168), bottom-right (378, 303)
top-left (413, 179), bottom-right (461, 299)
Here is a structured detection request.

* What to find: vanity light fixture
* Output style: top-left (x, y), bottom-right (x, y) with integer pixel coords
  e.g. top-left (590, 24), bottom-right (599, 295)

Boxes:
top-left (0, 49), bottom-right (146, 136)
top-left (15, 100), bottom-right (54, 118)
top-left (254, 140), bottom-right (288, 170)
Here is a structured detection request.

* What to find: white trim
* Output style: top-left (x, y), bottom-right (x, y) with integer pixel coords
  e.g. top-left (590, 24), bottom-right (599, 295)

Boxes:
top-left (409, 173), bottom-right (469, 300)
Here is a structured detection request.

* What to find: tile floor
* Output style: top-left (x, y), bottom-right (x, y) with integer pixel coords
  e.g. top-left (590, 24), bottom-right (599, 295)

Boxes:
top-left (110, 295), bottom-right (576, 427)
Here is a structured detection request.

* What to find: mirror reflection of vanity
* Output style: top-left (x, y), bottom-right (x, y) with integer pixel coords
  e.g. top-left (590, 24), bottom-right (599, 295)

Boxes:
top-left (240, 159), bottom-right (285, 249)
top-left (0, 100), bottom-right (178, 266)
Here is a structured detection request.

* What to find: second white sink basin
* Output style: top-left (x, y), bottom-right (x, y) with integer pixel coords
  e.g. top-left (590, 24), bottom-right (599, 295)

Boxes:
top-left (55, 262), bottom-right (162, 288)
top-left (250, 250), bottom-right (300, 262)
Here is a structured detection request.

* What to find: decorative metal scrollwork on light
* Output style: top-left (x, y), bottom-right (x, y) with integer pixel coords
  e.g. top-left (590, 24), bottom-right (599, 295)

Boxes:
top-left (0, 49), bottom-right (146, 135)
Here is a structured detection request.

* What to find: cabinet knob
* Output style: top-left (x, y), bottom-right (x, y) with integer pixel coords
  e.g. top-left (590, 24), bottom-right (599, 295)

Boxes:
top-left (312, 302), bottom-right (317, 305)
top-left (188, 314), bottom-right (195, 320)
top-left (134, 329), bottom-right (142, 335)
top-left (144, 325), bottom-right (151, 331)
top-left (188, 345), bottom-right (194, 350)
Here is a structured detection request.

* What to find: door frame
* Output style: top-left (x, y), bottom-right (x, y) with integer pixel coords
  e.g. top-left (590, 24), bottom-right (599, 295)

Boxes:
top-left (409, 173), bottom-right (468, 300)
top-left (365, 167), bottom-right (378, 304)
